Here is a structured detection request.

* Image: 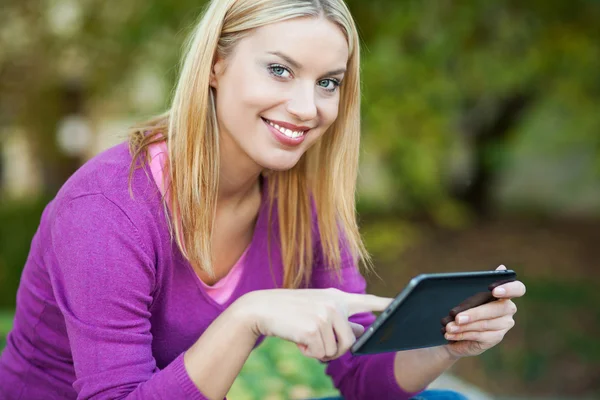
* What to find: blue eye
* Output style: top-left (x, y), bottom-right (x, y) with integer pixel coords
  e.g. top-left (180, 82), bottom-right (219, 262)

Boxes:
top-left (318, 79), bottom-right (341, 92)
top-left (268, 64), bottom-right (291, 78)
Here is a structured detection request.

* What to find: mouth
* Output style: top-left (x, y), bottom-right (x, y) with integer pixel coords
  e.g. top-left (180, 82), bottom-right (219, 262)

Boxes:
top-left (261, 117), bottom-right (310, 139)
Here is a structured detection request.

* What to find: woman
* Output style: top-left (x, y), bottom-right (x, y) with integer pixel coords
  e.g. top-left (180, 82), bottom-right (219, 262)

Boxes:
top-left (0, 0), bottom-right (526, 399)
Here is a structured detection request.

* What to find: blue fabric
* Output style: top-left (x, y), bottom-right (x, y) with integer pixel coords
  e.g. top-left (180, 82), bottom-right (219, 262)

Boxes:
top-left (312, 389), bottom-right (469, 400)
top-left (409, 389), bottom-right (469, 399)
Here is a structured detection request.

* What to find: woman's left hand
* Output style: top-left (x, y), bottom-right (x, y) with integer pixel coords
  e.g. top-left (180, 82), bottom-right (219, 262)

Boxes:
top-left (443, 265), bottom-right (526, 359)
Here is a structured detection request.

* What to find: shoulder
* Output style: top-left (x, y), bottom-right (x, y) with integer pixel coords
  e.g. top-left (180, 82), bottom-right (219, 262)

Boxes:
top-left (55, 142), bottom-right (152, 199)
top-left (47, 141), bottom-right (165, 248)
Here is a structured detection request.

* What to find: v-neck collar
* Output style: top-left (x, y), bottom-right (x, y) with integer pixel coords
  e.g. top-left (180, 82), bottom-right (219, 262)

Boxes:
top-left (188, 174), bottom-right (268, 309)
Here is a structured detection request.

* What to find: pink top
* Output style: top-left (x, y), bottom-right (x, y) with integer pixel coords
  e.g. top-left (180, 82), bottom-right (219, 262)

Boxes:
top-left (148, 141), bottom-right (246, 304)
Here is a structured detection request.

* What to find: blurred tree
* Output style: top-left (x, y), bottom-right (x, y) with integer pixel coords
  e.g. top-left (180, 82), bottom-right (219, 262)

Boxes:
top-left (458, 91), bottom-right (535, 217)
top-left (347, 0), bottom-right (600, 220)
top-left (0, 0), bottom-right (598, 217)
top-left (0, 0), bottom-right (206, 194)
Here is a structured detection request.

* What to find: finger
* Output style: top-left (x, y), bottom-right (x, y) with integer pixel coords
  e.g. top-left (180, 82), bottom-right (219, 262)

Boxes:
top-left (320, 322), bottom-right (338, 359)
top-left (492, 281), bottom-right (527, 299)
top-left (449, 291), bottom-right (495, 318)
top-left (300, 324), bottom-right (327, 359)
top-left (496, 264), bottom-right (507, 271)
top-left (445, 316), bottom-right (515, 333)
top-left (349, 322), bottom-right (365, 337)
top-left (329, 314), bottom-right (357, 360)
top-left (445, 328), bottom-right (508, 343)
top-left (345, 293), bottom-right (393, 315)
top-left (455, 300), bottom-right (517, 325)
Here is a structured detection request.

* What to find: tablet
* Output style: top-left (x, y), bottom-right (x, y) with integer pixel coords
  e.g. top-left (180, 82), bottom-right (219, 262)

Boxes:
top-left (350, 270), bottom-right (517, 355)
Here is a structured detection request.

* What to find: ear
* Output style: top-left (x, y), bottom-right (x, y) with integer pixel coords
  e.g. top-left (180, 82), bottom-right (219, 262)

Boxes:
top-left (210, 57), bottom-right (226, 89)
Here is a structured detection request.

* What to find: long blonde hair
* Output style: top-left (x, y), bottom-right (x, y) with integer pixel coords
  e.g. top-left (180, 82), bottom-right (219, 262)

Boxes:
top-left (128, 0), bottom-right (371, 288)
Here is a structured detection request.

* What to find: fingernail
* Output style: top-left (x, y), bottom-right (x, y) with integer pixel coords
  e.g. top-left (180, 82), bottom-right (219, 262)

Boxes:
top-left (495, 287), bottom-right (506, 296)
top-left (445, 333), bottom-right (454, 340)
top-left (457, 315), bottom-right (469, 324)
top-left (449, 325), bottom-right (459, 333)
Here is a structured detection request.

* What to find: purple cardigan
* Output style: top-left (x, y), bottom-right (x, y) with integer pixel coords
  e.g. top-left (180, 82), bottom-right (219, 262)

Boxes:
top-left (0, 143), bottom-right (416, 400)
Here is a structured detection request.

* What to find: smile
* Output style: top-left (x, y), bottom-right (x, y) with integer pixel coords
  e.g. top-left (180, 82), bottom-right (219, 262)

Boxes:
top-left (262, 118), bottom-right (308, 139)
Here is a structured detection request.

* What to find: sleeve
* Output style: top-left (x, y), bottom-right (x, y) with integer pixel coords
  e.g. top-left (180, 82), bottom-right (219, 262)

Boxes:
top-left (47, 194), bottom-right (209, 400)
top-left (310, 228), bottom-right (424, 400)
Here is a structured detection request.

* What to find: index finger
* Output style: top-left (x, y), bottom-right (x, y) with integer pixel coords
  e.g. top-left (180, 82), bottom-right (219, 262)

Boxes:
top-left (344, 293), bottom-right (393, 315)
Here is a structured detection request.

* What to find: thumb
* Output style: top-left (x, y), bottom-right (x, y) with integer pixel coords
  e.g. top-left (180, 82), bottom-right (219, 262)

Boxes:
top-left (496, 264), bottom-right (507, 271)
top-left (349, 322), bottom-right (365, 337)
top-left (345, 293), bottom-right (393, 315)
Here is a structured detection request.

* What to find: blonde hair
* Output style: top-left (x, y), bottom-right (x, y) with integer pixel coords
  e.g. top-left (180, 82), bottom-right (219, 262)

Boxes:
top-left (129, 0), bottom-right (371, 288)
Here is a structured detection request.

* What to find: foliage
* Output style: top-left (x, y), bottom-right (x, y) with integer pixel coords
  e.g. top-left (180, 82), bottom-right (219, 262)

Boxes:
top-left (347, 0), bottom-right (600, 218)
top-left (229, 338), bottom-right (339, 399)
top-left (0, 311), bottom-right (13, 352)
top-left (1, 0), bottom-right (599, 216)
top-left (0, 196), bottom-right (51, 308)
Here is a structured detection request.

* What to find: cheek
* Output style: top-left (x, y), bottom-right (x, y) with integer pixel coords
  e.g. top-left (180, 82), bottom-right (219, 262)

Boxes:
top-left (318, 98), bottom-right (340, 130)
top-left (224, 71), bottom-right (280, 116)
top-left (303, 99), bottom-right (339, 149)
top-left (215, 72), bottom-right (279, 142)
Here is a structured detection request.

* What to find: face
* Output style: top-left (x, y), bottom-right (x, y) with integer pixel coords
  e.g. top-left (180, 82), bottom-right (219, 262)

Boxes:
top-left (210, 16), bottom-right (349, 172)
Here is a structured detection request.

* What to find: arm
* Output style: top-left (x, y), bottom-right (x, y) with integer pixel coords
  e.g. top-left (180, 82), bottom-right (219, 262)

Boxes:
top-left (392, 346), bottom-right (458, 392)
top-left (183, 300), bottom-right (259, 399)
top-left (49, 194), bottom-right (259, 400)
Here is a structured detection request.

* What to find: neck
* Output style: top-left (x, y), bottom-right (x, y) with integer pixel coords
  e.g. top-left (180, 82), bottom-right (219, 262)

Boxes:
top-left (217, 130), bottom-right (263, 208)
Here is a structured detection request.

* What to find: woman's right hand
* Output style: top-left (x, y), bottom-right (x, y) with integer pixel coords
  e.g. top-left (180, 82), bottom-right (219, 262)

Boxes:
top-left (236, 288), bottom-right (392, 361)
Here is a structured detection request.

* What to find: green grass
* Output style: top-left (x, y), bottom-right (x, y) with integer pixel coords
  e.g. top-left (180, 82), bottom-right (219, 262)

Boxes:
top-left (0, 196), bottom-right (52, 309)
top-left (0, 310), bottom-right (14, 352)
top-left (229, 337), bottom-right (339, 399)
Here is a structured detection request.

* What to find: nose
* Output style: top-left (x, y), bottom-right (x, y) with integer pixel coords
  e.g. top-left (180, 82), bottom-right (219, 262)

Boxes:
top-left (286, 82), bottom-right (317, 122)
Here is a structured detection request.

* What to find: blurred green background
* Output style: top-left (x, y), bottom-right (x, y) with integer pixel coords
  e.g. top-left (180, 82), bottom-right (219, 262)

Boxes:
top-left (1, 0), bottom-right (599, 399)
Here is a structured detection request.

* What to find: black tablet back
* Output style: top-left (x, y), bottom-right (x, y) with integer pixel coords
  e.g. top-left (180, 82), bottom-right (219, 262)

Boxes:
top-left (352, 270), bottom-right (517, 355)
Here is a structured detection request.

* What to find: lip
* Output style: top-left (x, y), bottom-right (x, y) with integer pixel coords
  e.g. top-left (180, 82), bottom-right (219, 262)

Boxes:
top-left (262, 117), bottom-right (308, 147)
top-left (265, 118), bottom-right (311, 132)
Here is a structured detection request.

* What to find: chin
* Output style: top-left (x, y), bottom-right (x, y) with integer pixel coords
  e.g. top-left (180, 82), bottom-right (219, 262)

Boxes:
top-left (256, 152), bottom-right (303, 172)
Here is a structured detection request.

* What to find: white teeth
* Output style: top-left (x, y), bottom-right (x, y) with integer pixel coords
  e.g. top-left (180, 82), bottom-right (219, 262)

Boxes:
top-left (265, 118), bottom-right (306, 139)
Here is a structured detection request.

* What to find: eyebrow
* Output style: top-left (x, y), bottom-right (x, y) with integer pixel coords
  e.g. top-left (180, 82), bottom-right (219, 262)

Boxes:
top-left (267, 50), bottom-right (346, 76)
